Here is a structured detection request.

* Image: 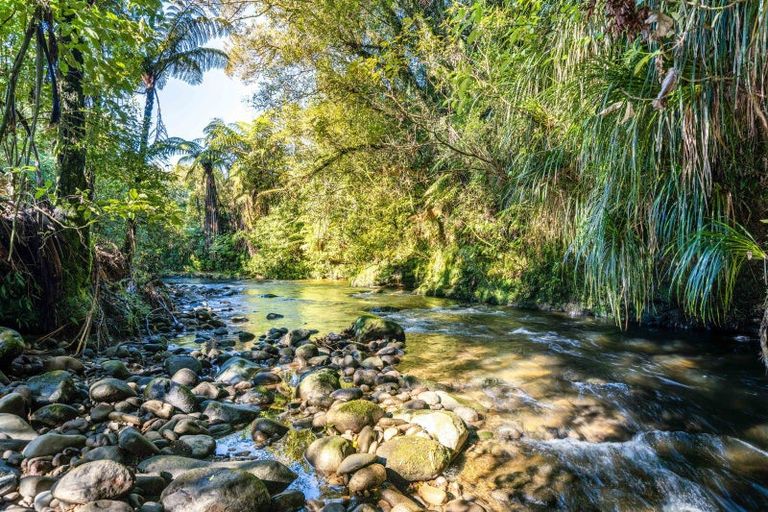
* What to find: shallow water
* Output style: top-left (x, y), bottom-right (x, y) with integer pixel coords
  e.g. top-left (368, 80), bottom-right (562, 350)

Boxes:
top-left (167, 278), bottom-right (768, 511)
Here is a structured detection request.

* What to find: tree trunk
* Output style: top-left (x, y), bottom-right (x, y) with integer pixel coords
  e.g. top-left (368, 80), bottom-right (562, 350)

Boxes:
top-left (139, 85), bottom-right (155, 156)
top-left (123, 217), bottom-right (137, 270)
top-left (57, 36), bottom-right (87, 200)
top-left (203, 163), bottom-right (220, 249)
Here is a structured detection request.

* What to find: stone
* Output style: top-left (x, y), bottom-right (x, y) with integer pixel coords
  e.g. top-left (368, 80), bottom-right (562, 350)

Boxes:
top-left (326, 399), bottom-right (385, 433)
top-left (27, 371), bottom-right (77, 404)
top-left (215, 357), bottom-right (260, 385)
top-left (165, 355), bottom-right (202, 376)
top-left (43, 355), bottom-right (85, 373)
top-left (202, 401), bottom-right (259, 424)
top-left (270, 490), bottom-right (305, 512)
top-left (294, 343), bottom-right (318, 360)
top-left (0, 328), bottom-right (25, 367)
top-left (160, 467), bottom-right (270, 512)
top-left (52, 460), bottom-right (134, 504)
top-left (351, 315), bottom-right (405, 343)
top-left (171, 368), bottom-right (198, 387)
top-left (394, 410), bottom-right (468, 451)
top-left (305, 435), bottom-right (354, 473)
top-left (297, 368), bottom-right (339, 406)
top-left (177, 435), bottom-right (216, 458)
top-left (0, 460), bottom-right (19, 495)
top-left (137, 456), bottom-right (296, 494)
top-left (89, 378), bottom-right (136, 403)
top-left (118, 427), bottom-right (160, 458)
top-left (330, 388), bottom-right (363, 402)
top-left (144, 378), bottom-right (198, 413)
top-left (22, 433), bottom-right (86, 458)
top-left (250, 417), bottom-right (288, 443)
top-left (19, 475), bottom-right (55, 499)
top-left (348, 463), bottom-right (386, 493)
top-left (337, 453), bottom-right (377, 475)
top-left (102, 360), bottom-right (131, 379)
top-left (0, 413), bottom-right (37, 441)
top-left (82, 446), bottom-right (130, 464)
top-left (418, 483), bottom-right (448, 506)
top-left (75, 500), bottom-right (134, 512)
top-left (280, 329), bottom-right (317, 347)
top-left (30, 404), bottom-right (79, 427)
top-left (377, 436), bottom-right (451, 481)
top-left (0, 393), bottom-right (27, 417)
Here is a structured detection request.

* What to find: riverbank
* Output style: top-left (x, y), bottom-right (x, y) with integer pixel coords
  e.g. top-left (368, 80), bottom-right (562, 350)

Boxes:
top-left (0, 282), bottom-right (492, 512)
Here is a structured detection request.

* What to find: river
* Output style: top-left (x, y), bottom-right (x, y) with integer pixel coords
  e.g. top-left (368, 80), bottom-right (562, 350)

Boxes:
top-left (168, 278), bottom-right (768, 511)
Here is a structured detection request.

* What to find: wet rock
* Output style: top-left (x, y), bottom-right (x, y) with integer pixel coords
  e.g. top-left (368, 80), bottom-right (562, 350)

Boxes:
top-left (250, 417), bottom-right (288, 444)
top-left (237, 388), bottom-right (273, 406)
top-left (165, 355), bottom-right (202, 376)
top-left (297, 368), bottom-right (340, 406)
top-left (0, 460), bottom-right (19, 495)
top-left (337, 453), bottom-right (377, 475)
top-left (0, 393), bottom-right (27, 417)
top-left (22, 433), bottom-right (86, 458)
top-left (351, 315), bottom-right (405, 343)
top-left (89, 378), bottom-right (136, 403)
top-left (118, 427), bottom-right (160, 458)
top-left (377, 436), bottom-right (451, 481)
top-left (348, 463), bottom-right (386, 493)
top-left (266, 313), bottom-right (283, 320)
top-left (0, 328), bottom-right (26, 367)
top-left (326, 400), bottom-right (384, 433)
top-left (52, 460), bottom-right (134, 504)
top-left (144, 378), bottom-right (198, 413)
top-left (191, 382), bottom-right (222, 400)
top-left (202, 401), bottom-right (259, 424)
top-left (394, 410), bottom-right (468, 451)
top-left (29, 404), bottom-right (79, 427)
top-left (160, 467), bottom-right (270, 512)
top-left (177, 435), bottom-right (216, 458)
top-left (27, 370), bottom-right (77, 404)
top-left (137, 455), bottom-right (207, 476)
top-left (418, 483), bottom-right (448, 506)
top-left (270, 489), bottom-right (305, 512)
top-left (305, 435), bottom-right (354, 473)
top-left (238, 331), bottom-right (256, 342)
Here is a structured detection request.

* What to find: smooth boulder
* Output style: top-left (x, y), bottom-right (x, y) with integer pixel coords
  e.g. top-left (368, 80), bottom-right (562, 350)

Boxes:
top-left (160, 467), bottom-right (270, 512)
top-left (377, 436), bottom-right (451, 481)
top-left (52, 460), bottom-right (134, 504)
top-left (326, 399), bottom-right (384, 433)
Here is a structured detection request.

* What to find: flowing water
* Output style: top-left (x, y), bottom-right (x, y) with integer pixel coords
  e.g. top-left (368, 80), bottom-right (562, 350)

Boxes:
top-left (168, 278), bottom-right (768, 511)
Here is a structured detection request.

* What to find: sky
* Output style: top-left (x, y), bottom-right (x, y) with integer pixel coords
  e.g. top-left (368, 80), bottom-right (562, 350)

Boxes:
top-left (157, 69), bottom-right (257, 142)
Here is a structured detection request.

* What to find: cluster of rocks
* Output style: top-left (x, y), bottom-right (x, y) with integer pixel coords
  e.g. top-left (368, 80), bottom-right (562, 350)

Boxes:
top-left (0, 290), bottom-right (489, 512)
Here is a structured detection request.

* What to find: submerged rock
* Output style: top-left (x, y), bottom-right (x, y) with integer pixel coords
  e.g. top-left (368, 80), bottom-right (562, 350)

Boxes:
top-left (160, 467), bottom-right (270, 512)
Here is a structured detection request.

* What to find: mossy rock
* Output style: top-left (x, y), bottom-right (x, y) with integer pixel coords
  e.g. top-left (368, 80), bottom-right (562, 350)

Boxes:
top-left (30, 403), bottom-right (80, 427)
top-left (326, 399), bottom-right (384, 433)
top-left (0, 327), bottom-right (25, 367)
top-left (377, 436), bottom-right (451, 481)
top-left (296, 368), bottom-right (339, 406)
top-left (393, 409), bottom-right (468, 451)
top-left (305, 435), bottom-right (354, 473)
top-left (351, 315), bottom-right (405, 343)
top-left (27, 371), bottom-right (77, 404)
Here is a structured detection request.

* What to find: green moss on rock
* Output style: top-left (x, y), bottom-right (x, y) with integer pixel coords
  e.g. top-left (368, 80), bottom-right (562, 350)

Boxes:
top-left (351, 315), bottom-right (405, 343)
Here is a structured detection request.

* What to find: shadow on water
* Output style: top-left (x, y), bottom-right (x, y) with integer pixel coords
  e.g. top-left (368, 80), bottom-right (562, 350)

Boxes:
top-left (167, 278), bottom-right (768, 511)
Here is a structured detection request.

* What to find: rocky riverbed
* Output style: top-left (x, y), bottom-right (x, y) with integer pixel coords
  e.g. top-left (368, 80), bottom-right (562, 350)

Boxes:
top-left (0, 284), bottom-right (489, 512)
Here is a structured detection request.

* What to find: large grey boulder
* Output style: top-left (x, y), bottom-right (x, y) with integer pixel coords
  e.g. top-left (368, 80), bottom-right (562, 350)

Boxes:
top-left (51, 460), bottom-right (134, 504)
top-left (160, 467), bottom-right (270, 512)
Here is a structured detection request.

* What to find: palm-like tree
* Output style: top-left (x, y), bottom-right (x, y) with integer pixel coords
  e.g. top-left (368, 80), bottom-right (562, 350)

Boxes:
top-left (165, 119), bottom-right (240, 247)
top-left (139, 0), bottom-right (230, 155)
